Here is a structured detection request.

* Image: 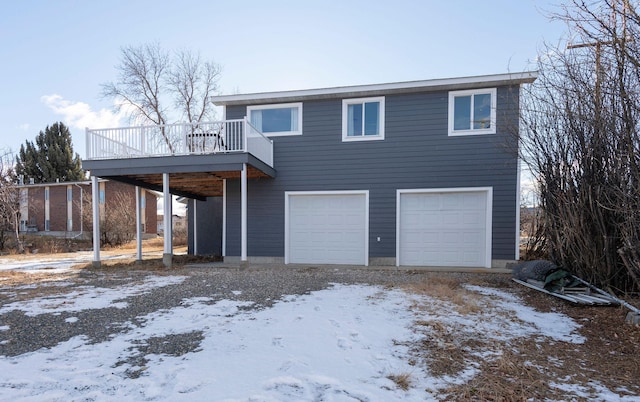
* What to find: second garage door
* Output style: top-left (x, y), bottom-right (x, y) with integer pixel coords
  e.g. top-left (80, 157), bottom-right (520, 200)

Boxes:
top-left (286, 192), bottom-right (368, 265)
top-left (398, 189), bottom-right (491, 267)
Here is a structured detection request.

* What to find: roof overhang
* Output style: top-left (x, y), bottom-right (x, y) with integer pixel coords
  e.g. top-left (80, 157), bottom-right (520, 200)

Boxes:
top-left (212, 71), bottom-right (538, 106)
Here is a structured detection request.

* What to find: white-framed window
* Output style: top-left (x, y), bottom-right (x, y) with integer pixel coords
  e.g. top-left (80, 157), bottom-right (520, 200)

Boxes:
top-left (342, 97), bottom-right (385, 141)
top-left (448, 88), bottom-right (497, 136)
top-left (247, 102), bottom-right (302, 136)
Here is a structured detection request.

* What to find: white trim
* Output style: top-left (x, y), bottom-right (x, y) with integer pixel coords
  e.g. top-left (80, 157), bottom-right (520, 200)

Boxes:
top-left (448, 88), bottom-right (497, 136)
top-left (246, 102), bottom-right (303, 137)
top-left (91, 176), bottom-right (100, 265)
top-left (212, 71), bottom-right (538, 105)
top-left (284, 190), bottom-right (369, 265)
top-left (396, 187), bottom-right (493, 268)
top-left (163, 173), bottom-right (172, 259)
top-left (342, 96), bottom-right (385, 142)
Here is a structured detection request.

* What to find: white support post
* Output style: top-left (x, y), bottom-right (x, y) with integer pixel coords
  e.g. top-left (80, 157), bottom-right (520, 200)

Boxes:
top-left (193, 199), bottom-right (198, 256)
top-left (91, 176), bottom-right (101, 267)
top-left (241, 164), bottom-right (247, 264)
top-left (163, 173), bottom-right (173, 267)
top-left (135, 186), bottom-right (142, 262)
top-left (222, 179), bottom-right (226, 257)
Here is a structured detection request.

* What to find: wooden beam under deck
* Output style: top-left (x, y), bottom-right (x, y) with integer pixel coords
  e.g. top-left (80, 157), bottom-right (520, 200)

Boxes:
top-left (104, 166), bottom-right (271, 199)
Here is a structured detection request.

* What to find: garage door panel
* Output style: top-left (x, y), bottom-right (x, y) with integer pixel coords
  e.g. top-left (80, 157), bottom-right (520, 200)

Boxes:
top-left (399, 191), bottom-right (489, 267)
top-left (288, 193), bottom-right (367, 265)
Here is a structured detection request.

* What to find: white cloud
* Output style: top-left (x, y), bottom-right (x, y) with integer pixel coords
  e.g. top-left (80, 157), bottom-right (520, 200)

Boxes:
top-left (17, 123), bottom-right (30, 131)
top-left (40, 94), bottom-right (125, 130)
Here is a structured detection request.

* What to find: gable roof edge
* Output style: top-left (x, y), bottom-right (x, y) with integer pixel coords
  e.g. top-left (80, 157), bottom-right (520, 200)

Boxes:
top-left (212, 71), bottom-right (538, 106)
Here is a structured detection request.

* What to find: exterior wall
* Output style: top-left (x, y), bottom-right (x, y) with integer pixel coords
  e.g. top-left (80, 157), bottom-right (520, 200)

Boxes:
top-left (145, 190), bottom-right (157, 235)
top-left (218, 85), bottom-right (521, 261)
top-left (28, 187), bottom-right (45, 231)
top-left (49, 186), bottom-right (67, 231)
top-left (188, 197), bottom-right (223, 256)
top-left (19, 181), bottom-right (158, 236)
top-left (71, 184), bottom-right (90, 232)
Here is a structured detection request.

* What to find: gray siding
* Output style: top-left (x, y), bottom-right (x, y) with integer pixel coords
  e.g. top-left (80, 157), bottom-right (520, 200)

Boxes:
top-left (216, 86), bottom-right (521, 261)
top-left (188, 197), bottom-right (223, 256)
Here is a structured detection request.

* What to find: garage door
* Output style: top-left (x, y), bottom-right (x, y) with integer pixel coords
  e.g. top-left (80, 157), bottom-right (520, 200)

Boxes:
top-left (398, 189), bottom-right (490, 267)
top-left (287, 192), bottom-right (368, 265)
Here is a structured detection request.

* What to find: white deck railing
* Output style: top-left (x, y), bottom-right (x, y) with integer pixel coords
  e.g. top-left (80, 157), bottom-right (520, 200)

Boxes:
top-left (85, 118), bottom-right (273, 167)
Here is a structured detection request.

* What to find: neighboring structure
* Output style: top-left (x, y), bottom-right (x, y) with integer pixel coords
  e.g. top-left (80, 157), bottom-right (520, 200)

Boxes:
top-left (157, 214), bottom-right (187, 234)
top-left (17, 179), bottom-right (157, 238)
top-left (82, 72), bottom-right (536, 268)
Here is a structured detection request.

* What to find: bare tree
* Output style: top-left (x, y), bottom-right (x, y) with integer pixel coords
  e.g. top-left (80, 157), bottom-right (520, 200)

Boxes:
top-left (520, 0), bottom-right (640, 292)
top-left (102, 43), bottom-right (221, 152)
top-left (80, 189), bottom-right (136, 247)
top-left (0, 151), bottom-right (23, 253)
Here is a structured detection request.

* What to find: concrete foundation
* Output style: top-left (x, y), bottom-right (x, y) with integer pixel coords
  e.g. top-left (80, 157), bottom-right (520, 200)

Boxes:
top-left (163, 253), bottom-right (173, 268)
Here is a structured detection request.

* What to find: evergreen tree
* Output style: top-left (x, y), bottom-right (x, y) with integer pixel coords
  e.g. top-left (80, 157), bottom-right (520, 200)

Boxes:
top-left (15, 122), bottom-right (85, 183)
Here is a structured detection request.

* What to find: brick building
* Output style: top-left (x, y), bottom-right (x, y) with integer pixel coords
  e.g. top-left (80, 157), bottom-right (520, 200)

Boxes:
top-left (17, 180), bottom-right (158, 238)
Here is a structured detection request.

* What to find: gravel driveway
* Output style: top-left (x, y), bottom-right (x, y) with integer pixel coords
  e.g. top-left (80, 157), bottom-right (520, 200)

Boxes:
top-left (0, 264), bottom-right (458, 359)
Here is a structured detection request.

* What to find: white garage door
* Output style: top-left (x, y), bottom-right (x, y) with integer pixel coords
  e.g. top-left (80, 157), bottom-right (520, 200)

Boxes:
top-left (287, 192), bottom-right (368, 265)
top-left (398, 189), bottom-right (490, 267)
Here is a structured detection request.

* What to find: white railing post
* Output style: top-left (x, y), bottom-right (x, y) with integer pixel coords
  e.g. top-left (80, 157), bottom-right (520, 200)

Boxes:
top-left (243, 117), bottom-right (249, 152)
top-left (85, 128), bottom-right (90, 159)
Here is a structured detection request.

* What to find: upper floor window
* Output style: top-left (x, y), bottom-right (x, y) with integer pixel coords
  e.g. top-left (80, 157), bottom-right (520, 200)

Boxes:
top-left (247, 103), bottom-right (302, 136)
top-left (448, 88), bottom-right (496, 136)
top-left (342, 97), bottom-right (385, 141)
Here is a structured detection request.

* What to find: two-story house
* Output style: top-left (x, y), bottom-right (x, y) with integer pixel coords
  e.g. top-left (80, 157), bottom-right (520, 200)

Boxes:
top-left (82, 71), bottom-right (536, 268)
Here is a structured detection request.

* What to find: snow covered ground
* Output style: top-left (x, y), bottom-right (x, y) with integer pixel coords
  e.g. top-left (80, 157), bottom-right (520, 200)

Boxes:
top-left (0, 251), bottom-right (164, 274)
top-left (0, 271), bottom-right (610, 401)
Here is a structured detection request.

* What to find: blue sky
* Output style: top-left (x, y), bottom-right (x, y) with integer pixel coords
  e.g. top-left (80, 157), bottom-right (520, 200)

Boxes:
top-left (0, 0), bottom-right (568, 159)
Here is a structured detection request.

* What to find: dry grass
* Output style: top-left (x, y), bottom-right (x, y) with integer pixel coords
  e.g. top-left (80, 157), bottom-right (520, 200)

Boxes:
top-left (406, 276), bottom-right (482, 314)
top-left (399, 274), bottom-right (640, 401)
top-left (387, 372), bottom-right (412, 391)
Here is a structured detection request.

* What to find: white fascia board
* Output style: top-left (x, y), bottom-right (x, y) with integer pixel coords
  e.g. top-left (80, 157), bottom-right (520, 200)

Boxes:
top-left (212, 71), bottom-right (538, 106)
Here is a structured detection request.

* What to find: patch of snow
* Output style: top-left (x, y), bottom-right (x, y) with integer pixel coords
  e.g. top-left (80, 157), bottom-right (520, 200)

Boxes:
top-left (65, 317), bottom-right (79, 324)
top-left (550, 380), bottom-right (640, 401)
top-left (0, 275), bottom-right (186, 316)
top-left (0, 284), bottom-right (437, 401)
top-left (0, 252), bottom-right (146, 274)
top-left (464, 284), bottom-right (586, 344)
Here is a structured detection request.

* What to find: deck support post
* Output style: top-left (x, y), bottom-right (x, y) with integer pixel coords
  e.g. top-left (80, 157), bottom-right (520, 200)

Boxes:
top-left (193, 199), bottom-right (198, 255)
top-left (163, 173), bottom-right (173, 267)
top-left (222, 179), bottom-right (226, 258)
top-left (241, 163), bottom-right (247, 265)
top-left (91, 175), bottom-right (101, 268)
top-left (135, 186), bottom-right (142, 263)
